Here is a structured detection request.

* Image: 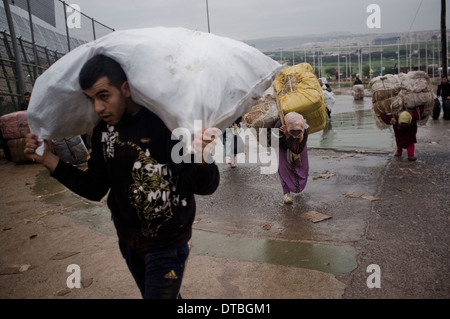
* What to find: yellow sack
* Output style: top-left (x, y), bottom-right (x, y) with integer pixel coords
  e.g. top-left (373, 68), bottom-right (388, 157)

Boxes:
top-left (274, 63), bottom-right (326, 134)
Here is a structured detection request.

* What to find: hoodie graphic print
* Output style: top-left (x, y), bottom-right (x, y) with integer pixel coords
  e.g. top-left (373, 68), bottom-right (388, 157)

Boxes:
top-left (102, 124), bottom-right (187, 238)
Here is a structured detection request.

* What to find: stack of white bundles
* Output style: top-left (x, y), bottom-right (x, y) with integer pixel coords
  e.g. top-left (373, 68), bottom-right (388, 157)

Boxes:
top-left (369, 74), bottom-right (402, 116)
top-left (370, 71), bottom-right (434, 129)
top-left (398, 71), bottom-right (434, 117)
top-left (0, 111), bottom-right (31, 163)
top-left (27, 27), bottom-right (282, 145)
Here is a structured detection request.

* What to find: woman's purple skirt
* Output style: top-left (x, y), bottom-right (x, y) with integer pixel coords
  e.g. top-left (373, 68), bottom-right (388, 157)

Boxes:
top-left (277, 147), bottom-right (309, 195)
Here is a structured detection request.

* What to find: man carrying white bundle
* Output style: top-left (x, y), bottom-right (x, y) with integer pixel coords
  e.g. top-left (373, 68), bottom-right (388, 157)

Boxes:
top-left (24, 54), bottom-right (220, 299)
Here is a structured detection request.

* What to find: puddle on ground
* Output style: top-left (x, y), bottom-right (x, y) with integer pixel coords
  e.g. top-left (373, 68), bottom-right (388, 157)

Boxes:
top-left (192, 230), bottom-right (358, 275)
top-left (308, 109), bottom-right (395, 152)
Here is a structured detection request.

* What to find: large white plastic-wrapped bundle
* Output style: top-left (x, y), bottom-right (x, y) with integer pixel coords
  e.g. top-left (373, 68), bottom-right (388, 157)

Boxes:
top-left (27, 27), bottom-right (282, 141)
top-left (369, 74), bottom-right (401, 91)
top-left (399, 71), bottom-right (431, 92)
top-left (398, 71), bottom-right (434, 113)
top-left (323, 90), bottom-right (336, 109)
top-left (352, 84), bottom-right (364, 100)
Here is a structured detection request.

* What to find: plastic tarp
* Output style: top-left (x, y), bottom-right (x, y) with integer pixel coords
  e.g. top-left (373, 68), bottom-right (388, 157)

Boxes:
top-left (27, 27), bottom-right (282, 142)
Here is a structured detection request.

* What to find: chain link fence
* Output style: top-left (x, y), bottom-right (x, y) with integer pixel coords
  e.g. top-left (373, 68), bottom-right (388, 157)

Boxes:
top-left (0, 0), bottom-right (114, 115)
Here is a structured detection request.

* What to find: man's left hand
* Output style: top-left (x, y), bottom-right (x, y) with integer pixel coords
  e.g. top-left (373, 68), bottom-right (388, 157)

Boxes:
top-left (193, 127), bottom-right (219, 165)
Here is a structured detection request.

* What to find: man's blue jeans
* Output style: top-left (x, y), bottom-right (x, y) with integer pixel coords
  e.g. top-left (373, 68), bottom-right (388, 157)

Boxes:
top-left (119, 240), bottom-right (190, 299)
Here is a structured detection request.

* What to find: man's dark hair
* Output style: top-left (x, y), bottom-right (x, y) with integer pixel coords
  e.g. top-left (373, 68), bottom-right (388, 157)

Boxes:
top-left (78, 54), bottom-right (128, 90)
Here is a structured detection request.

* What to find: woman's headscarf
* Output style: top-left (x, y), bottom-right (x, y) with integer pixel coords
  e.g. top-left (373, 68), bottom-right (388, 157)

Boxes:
top-left (285, 112), bottom-right (307, 137)
top-left (398, 111), bottom-right (412, 125)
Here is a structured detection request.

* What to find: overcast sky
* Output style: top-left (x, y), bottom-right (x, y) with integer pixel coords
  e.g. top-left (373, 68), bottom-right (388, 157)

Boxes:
top-left (70, 0), bottom-right (446, 40)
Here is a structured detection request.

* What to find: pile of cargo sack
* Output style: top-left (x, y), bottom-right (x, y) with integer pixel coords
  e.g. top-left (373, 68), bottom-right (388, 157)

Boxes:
top-left (369, 71), bottom-right (434, 129)
top-left (353, 84), bottom-right (364, 100)
top-left (50, 136), bottom-right (89, 167)
top-left (242, 88), bottom-right (279, 144)
top-left (243, 63), bottom-right (327, 139)
top-left (0, 110), bottom-right (88, 165)
top-left (0, 111), bottom-right (31, 163)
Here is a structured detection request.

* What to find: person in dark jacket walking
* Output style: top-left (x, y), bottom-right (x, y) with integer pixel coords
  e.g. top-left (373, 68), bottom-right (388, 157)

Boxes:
top-left (437, 76), bottom-right (450, 119)
top-left (24, 55), bottom-right (220, 299)
top-left (437, 76), bottom-right (450, 100)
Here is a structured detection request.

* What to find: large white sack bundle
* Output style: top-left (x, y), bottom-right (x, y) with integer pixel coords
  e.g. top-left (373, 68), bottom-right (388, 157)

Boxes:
top-left (369, 74), bottom-right (401, 92)
top-left (27, 27), bottom-right (282, 141)
top-left (398, 71), bottom-right (434, 112)
top-left (398, 71), bottom-right (431, 93)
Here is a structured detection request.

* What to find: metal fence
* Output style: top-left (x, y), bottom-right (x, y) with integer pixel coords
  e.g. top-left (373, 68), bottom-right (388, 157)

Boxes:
top-left (264, 34), bottom-right (446, 91)
top-left (0, 0), bottom-right (114, 115)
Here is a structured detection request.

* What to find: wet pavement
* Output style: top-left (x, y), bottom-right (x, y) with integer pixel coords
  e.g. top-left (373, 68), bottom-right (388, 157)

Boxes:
top-left (192, 94), bottom-right (449, 298)
top-left (308, 95), bottom-right (395, 152)
top-left (14, 94), bottom-right (450, 299)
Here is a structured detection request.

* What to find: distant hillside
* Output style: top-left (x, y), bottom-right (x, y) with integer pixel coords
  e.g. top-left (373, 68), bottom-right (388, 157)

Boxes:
top-left (244, 30), bottom-right (441, 52)
top-left (243, 31), bottom-right (352, 51)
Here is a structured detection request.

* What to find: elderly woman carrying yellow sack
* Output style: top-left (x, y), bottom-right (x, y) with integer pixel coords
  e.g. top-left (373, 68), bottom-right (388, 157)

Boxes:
top-left (269, 112), bottom-right (309, 204)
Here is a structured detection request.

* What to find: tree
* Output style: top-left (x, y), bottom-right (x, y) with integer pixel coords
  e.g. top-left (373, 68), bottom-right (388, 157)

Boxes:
top-left (325, 67), bottom-right (336, 78)
top-left (362, 65), bottom-right (371, 77)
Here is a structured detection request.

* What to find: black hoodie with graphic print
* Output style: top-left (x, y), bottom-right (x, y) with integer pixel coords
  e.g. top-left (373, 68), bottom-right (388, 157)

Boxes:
top-left (51, 107), bottom-right (220, 254)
